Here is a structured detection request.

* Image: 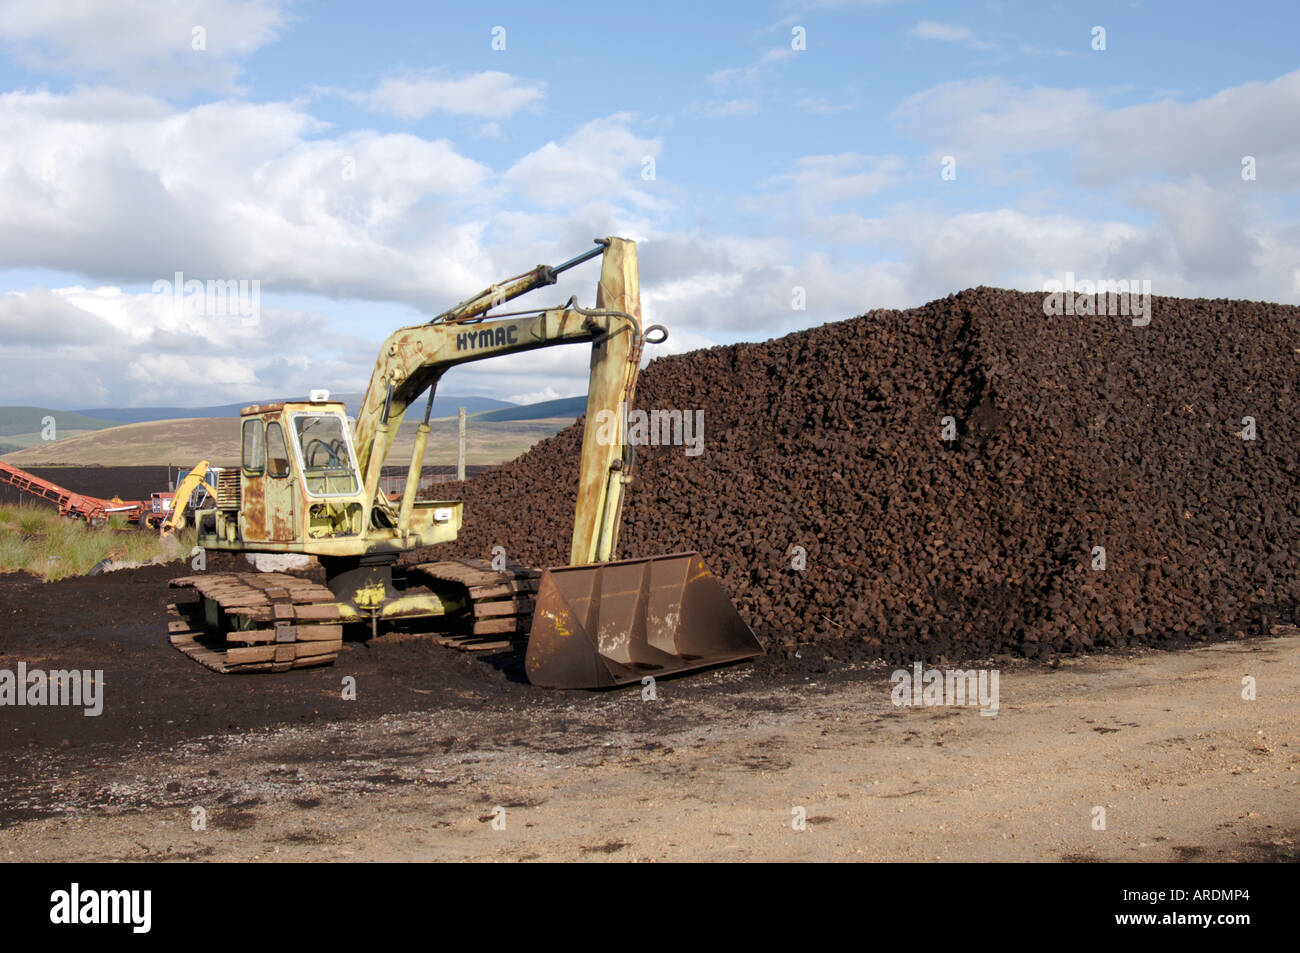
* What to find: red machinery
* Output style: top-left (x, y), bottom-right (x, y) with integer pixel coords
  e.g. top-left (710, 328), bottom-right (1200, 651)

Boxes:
top-left (0, 461), bottom-right (146, 525)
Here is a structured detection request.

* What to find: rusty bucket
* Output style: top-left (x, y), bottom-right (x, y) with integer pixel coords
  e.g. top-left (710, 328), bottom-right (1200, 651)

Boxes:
top-left (524, 551), bottom-right (762, 689)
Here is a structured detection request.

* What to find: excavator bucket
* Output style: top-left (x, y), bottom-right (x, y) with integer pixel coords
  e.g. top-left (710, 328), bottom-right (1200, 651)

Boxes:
top-left (525, 552), bottom-right (761, 689)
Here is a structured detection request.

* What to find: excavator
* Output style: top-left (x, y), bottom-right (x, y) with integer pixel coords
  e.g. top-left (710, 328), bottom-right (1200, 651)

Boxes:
top-left (167, 237), bottom-right (761, 688)
top-left (158, 460), bottom-right (218, 537)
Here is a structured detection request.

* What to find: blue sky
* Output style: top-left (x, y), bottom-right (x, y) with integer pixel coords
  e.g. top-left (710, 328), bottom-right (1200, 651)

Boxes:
top-left (0, 0), bottom-right (1297, 409)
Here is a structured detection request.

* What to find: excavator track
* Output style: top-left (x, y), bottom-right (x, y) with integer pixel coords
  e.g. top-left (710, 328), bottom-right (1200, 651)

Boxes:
top-left (167, 560), bottom-right (541, 673)
top-left (167, 572), bottom-right (345, 673)
top-left (412, 559), bottom-right (542, 652)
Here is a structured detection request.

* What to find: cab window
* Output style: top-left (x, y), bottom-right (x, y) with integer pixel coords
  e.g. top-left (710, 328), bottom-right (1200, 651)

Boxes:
top-left (266, 422), bottom-right (290, 478)
top-left (241, 419), bottom-right (265, 475)
top-left (294, 414), bottom-right (359, 496)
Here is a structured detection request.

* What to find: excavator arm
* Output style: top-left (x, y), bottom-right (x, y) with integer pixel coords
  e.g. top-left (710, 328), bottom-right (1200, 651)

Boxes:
top-left (160, 460), bottom-right (217, 538)
top-left (351, 237), bottom-right (645, 565)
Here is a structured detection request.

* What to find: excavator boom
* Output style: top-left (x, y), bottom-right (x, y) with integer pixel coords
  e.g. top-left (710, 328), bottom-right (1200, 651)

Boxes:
top-left (350, 238), bottom-right (643, 565)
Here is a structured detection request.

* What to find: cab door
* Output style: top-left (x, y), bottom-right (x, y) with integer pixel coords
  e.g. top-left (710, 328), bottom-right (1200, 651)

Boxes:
top-left (239, 417), bottom-right (268, 542)
top-left (262, 420), bottom-right (297, 541)
top-left (239, 416), bottom-right (297, 542)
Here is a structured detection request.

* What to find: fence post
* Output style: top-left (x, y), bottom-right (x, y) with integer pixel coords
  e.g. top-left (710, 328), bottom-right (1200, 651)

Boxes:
top-left (457, 407), bottom-right (467, 482)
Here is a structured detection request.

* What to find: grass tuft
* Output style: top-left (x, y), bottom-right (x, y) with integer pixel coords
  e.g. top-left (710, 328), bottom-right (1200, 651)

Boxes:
top-left (0, 503), bottom-right (195, 580)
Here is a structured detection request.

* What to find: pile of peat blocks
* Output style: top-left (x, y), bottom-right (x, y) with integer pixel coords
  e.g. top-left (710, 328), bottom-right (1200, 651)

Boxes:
top-left (423, 288), bottom-right (1300, 662)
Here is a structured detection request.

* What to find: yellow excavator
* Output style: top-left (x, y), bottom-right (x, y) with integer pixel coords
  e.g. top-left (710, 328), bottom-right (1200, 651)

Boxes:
top-left (168, 238), bottom-right (760, 688)
top-left (158, 460), bottom-right (218, 537)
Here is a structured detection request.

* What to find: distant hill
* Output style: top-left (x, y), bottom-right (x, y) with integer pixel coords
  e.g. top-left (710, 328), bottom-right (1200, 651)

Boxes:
top-left (68, 394), bottom-right (514, 424)
top-left (1, 418), bottom-right (239, 467)
top-left (0, 394), bottom-right (582, 467)
top-left (0, 406), bottom-right (123, 437)
top-left (0, 414), bottom-right (575, 468)
top-left (476, 396), bottom-right (587, 422)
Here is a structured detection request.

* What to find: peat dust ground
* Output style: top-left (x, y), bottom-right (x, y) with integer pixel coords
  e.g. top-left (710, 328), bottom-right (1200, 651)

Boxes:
top-left (0, 562), bottom-right (1296, 862)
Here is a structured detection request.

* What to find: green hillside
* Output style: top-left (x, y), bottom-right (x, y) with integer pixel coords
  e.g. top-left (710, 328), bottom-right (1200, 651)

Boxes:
top-left (476, 396), bottom-right (587, 422)
top-left (0, 406), bottom-right (124, 437)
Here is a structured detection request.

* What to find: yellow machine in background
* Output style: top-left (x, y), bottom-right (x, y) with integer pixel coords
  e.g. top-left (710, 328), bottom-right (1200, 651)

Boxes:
top-left (159, 461), bottom-right (218, 538)
top-left (168, 238), bottom-right (760, 688)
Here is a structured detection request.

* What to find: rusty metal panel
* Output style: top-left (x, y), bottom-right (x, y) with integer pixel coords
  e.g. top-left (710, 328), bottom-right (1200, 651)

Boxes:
top-left (263, 468), bottom-right (297, 542)
top-left (240, 469), bottom-right (266, 541)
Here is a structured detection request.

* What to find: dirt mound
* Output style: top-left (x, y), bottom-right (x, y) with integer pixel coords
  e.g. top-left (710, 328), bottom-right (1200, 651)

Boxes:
top-left (419, 287), bottom-right (1300, 662)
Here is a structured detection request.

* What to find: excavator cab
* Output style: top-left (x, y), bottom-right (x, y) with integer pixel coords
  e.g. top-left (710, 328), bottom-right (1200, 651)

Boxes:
top-left (210, 400), bottom-right (459, 551)
top-left (233, 402), bottom-right (358, 544)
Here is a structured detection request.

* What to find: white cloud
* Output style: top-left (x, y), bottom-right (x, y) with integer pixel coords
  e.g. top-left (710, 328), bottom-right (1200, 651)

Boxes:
top-left (504, 114), bottom-right (662, 210)
top-left (1130, 177), bottom-right (1260, 280)
top-left (448, 346), bottom-right (592, 409)
top-left (0, 94), bottom-right (685, 406)
top-left (907, 21), bottom-right (996, 51)
top-left (636, 233), bottom-right (910, 335)
top-left (0, 284), bottom-right (373, 406)
top-left (891, 71), bottom-right (1300, 189)
top-left (768, 153), bottom-right (907, 202)
top-left (891, 78), bottom-right (1092, 159)
top-left (688, 98), bottom-right (761, 118)
top-left (3, 40), bottom-right (1299, 412)
top-left (708, 48), bottom-right (795, 89)
top-left (343, 68), bottom-right (546, 121)
top-left (797, 97), bottom-right (853, 115)
top-left (1017, 43), bottom-right (1075, 59)
top-left (779, 203), bottom-right (1300, 306)
top-left (506, 386), bottom-right (574, 405)
top-left (1076, 70), bottom-right (1300, 188)
top-left (0, 0), bottom-right (291, 93)
top-left (0, 87), bottom-right (502, 303)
